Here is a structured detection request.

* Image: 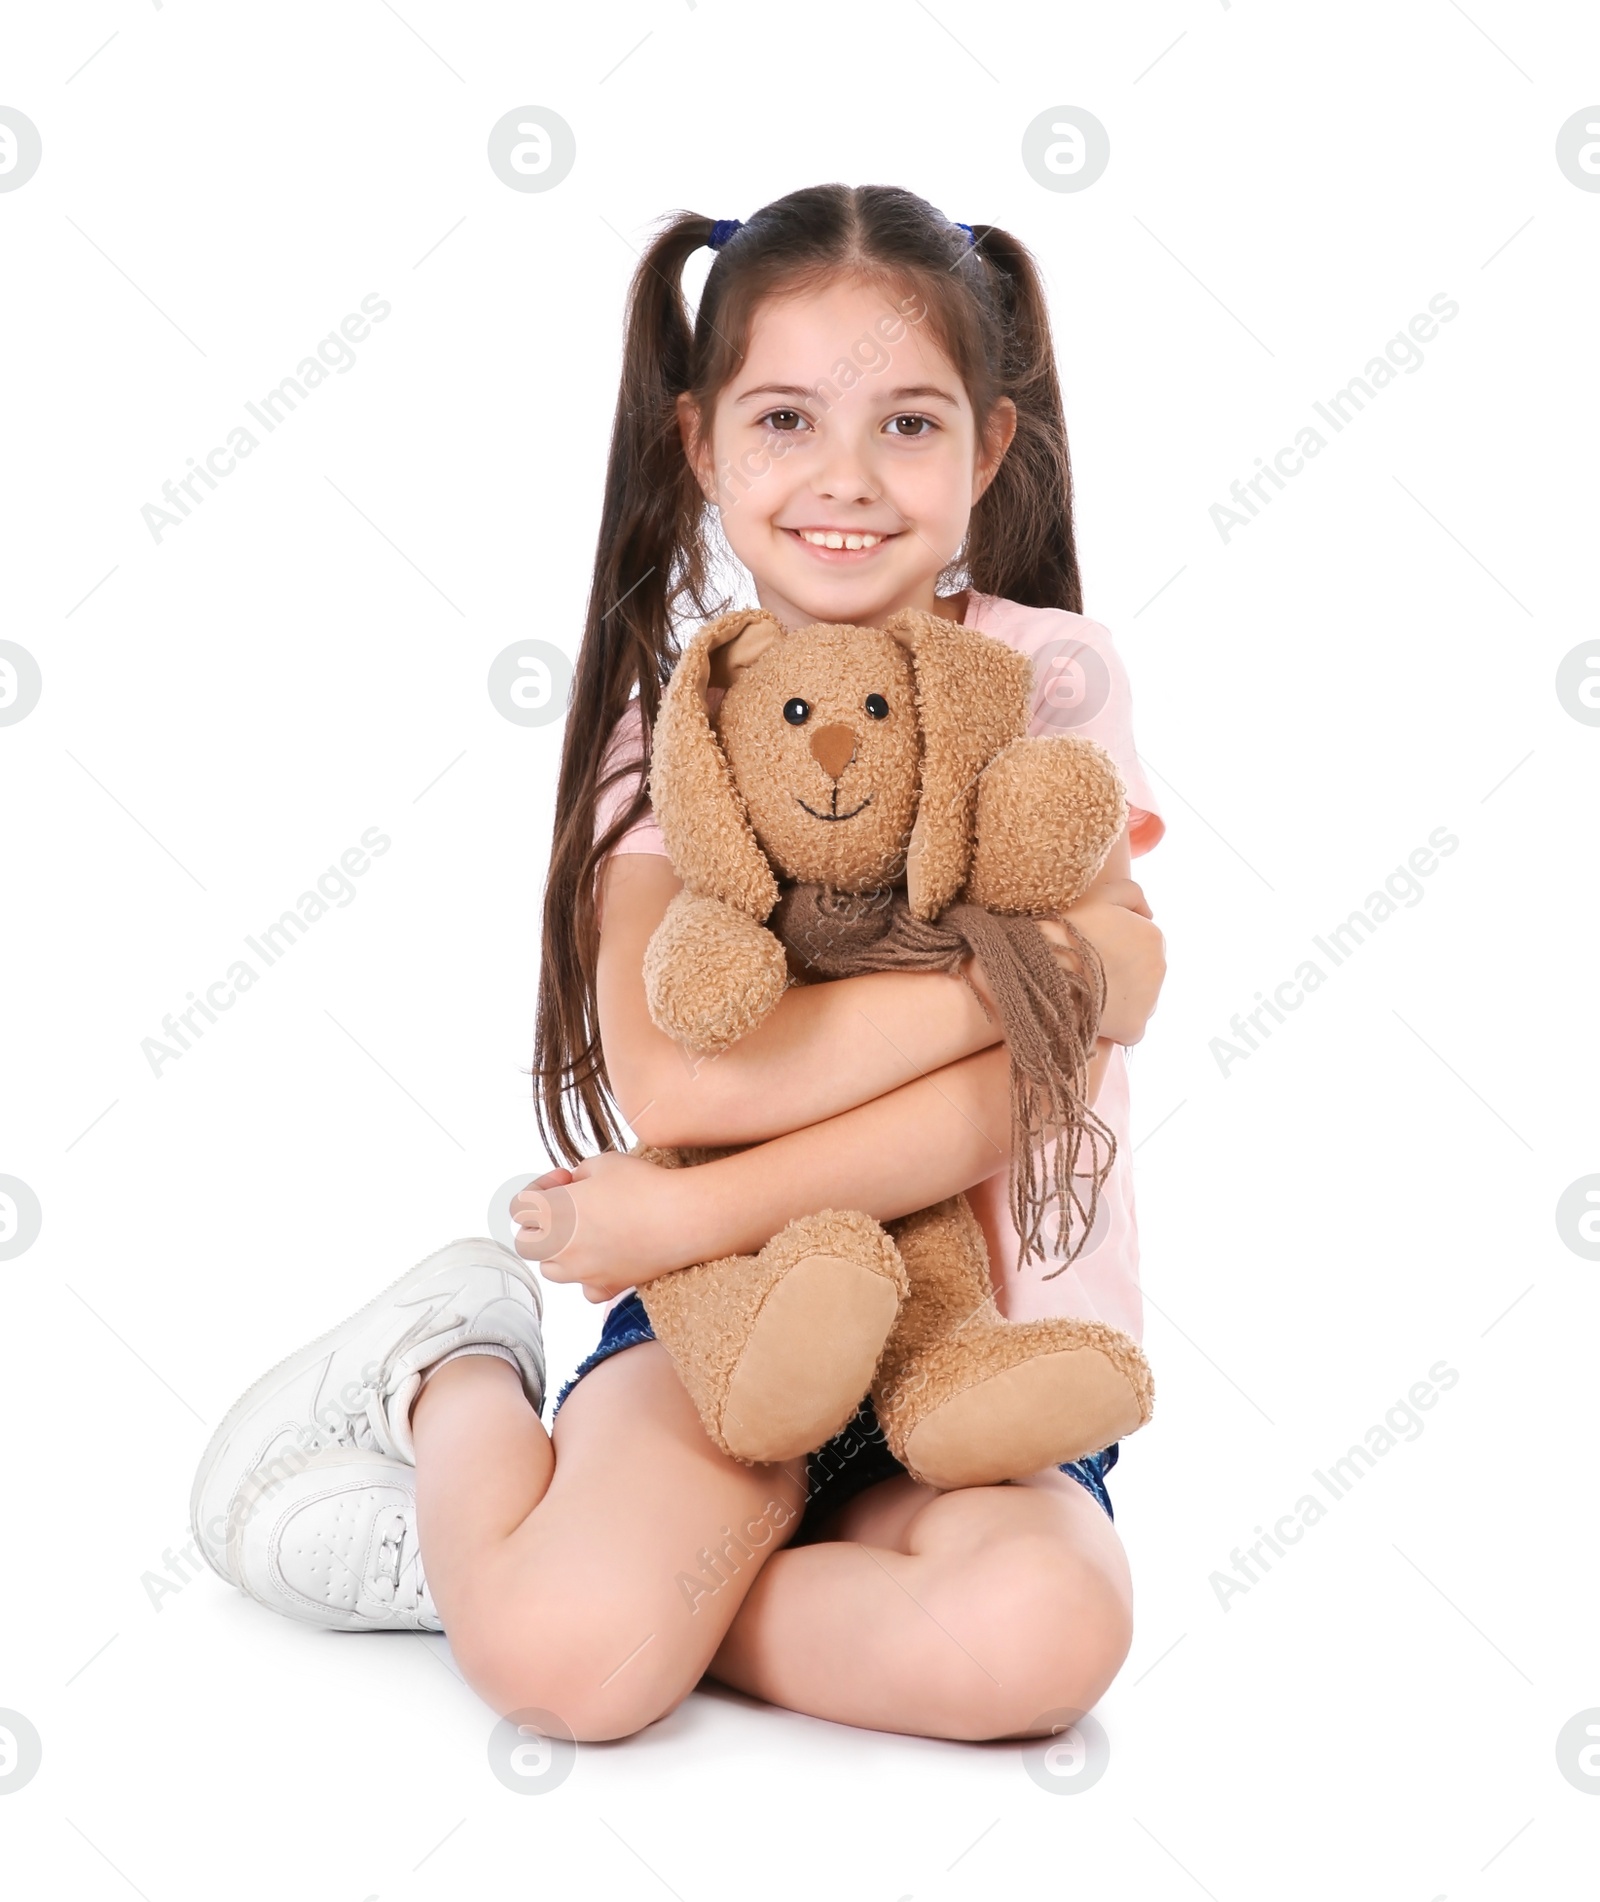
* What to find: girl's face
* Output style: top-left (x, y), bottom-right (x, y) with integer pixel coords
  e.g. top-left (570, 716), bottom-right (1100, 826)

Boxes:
top-left (679, 277), bottom-right (1015, 631)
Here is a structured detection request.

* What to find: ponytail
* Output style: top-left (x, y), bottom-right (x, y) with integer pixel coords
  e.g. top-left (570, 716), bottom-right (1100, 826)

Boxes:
top-left (962, 225), bottom-right (1081, 615)
top-left (532, 212), bottom-right (720, 1162)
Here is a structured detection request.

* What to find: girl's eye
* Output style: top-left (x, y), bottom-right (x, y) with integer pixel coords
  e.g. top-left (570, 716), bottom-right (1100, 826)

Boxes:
top-left (864, 694), bottom-right (890, 719)
top-left (783, 697), bottom-right (811, 725)
top-left (760, 409), bottom-right (809, 433)
top-left (885, 414), bottom-right (935, 437)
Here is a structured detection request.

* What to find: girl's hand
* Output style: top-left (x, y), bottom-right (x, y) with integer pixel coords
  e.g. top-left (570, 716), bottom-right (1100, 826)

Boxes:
top-left (509, 1155), bottom-right (691, 1302)
top-left (1044, 878), bottom-right (1166, 1046)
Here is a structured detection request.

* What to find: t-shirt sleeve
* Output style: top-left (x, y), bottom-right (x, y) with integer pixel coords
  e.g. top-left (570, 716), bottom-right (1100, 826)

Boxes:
top-left (589, 701), bottom-right (672, 932)
top-left (592, 698), bottom-right (670, 863)
top-left (1020, 612), bottom-right (1165, 858)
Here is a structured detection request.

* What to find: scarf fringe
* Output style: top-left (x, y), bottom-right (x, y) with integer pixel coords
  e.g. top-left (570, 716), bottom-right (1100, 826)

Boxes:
top-left (770, 886), bottom-right (1117, 1276)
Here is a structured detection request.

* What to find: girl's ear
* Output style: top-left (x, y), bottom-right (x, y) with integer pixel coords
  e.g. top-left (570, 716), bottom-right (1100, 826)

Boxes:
top-left (649, 609), bottom-right (783, 921)
top-left (676, 391), bottom-right (716, 503)
top-left (974, 396), bottom-right (1018, 502)
top-left (883, 607), bottom-right (1032, 920)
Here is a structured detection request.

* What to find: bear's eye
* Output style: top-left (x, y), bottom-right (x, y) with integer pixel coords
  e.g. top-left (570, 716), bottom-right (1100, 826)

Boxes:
top-left (782, 697), bottom-right (811, 725)
top-left (864, 693), bottom-right (890, 720)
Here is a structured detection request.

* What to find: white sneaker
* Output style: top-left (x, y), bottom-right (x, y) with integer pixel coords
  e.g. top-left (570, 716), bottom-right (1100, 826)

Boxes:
top-left (236, 1449), bottom-right (442, 1632)
top-left (191, 1236), bottom-right (542, 1588)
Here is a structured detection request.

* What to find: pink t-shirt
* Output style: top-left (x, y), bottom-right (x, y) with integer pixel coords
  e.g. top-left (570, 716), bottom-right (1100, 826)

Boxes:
top-left (592, 594), bottom-right (1165, 1342)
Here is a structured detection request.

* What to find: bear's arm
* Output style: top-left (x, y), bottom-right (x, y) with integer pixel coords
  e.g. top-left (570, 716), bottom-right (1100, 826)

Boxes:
top-left (643, 889), bottom-right (791, 1056)
top-left (963, 735), bottom-right (1128, 916)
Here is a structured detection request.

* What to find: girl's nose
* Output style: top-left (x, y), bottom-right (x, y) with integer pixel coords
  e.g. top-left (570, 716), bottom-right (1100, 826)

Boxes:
top-left (812, 443), bottom-right (877, 506)
top-left (809, 723), bottom-right (857, 780)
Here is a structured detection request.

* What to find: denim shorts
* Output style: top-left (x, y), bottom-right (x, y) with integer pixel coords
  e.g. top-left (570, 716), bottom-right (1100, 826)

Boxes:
top-left (552, 1291), bottom-right (1118, 1532)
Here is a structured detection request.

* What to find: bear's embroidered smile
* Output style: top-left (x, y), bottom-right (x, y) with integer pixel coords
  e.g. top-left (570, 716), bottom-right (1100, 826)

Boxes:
top-left (797, 794), bottom-right (873, 822)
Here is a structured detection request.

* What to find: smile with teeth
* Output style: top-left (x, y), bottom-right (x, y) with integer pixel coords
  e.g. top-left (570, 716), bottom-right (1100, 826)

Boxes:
top-left (793, 528), bottom-right (892, 551)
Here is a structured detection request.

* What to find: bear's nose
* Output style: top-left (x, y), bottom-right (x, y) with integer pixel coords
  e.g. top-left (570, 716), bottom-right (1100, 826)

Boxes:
top-left (808, 723), bottom-right (857, 781)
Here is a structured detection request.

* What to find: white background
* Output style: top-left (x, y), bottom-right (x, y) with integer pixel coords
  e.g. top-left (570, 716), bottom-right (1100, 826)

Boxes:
top-left (3, 3), bottom-right (1597, 1897)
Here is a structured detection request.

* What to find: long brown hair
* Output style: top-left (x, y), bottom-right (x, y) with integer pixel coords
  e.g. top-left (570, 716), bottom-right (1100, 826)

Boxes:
top-left (533, 182), bottom-right (1083, 1163)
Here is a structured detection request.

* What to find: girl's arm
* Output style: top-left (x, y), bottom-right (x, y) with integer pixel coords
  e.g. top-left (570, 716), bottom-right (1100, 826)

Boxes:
top-left (598, 834), bottom-right (1161, 1150)
top-left (521, 1042), bottom-right (1022, 1298)
top-left (599, 853), bottom-right (999, 1149)
top-left (519, 1011), bottom-right (1124, 1301)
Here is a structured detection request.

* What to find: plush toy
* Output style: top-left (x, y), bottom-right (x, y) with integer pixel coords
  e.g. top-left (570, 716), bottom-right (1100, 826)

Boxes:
top-left (633, 605), bottom-right (1154, 1490)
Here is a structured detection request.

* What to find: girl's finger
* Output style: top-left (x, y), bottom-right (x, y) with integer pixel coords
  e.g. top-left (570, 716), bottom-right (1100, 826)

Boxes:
top-left (514, 1167), bottom-right (575, 1199)
top-left (510, 1174), bottom-right (573, 1222)
top-left (506, 1184), bottom-right (579, 1259)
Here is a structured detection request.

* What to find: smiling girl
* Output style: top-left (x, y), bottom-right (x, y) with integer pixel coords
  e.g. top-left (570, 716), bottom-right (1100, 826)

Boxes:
top-left (190, 183), bottom-right (1166, 1745)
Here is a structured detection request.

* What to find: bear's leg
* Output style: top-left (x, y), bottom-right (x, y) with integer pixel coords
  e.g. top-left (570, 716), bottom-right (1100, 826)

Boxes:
top-left (640, 1209), bottom-right (907, 1465)
top-left (871, 1197), bottom-right (1154, 1490)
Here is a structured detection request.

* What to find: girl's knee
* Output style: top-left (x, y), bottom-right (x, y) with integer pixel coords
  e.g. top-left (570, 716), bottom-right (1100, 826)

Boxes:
top-left (996, 1532), bottom-right (1131, 1702)
top-left (929, 1533), bottom-right (1134, 1740)
top-left (454, 1626), bottom-right (686, 1741)
top-left (444, 1580), bottom-right (702, 1742)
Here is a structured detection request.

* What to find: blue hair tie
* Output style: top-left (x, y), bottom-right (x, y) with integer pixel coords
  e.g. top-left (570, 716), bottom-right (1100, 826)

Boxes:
top-left (708, 218), bottom-right (743, 251)
top-left (954, 222), bottom-right (976, 247)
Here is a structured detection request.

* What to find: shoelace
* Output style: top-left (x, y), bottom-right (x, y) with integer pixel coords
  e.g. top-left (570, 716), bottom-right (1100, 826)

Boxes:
top-left (301, 1305), bottom-right (469, 1458)
top-left (301, 1381), bottom-right (390, 1456)
top-left (367, 1506), bottom-right (432, 1616)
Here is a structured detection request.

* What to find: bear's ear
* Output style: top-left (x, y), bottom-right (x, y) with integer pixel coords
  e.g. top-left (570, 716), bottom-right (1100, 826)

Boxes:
top-left (648, 609), bottom-right (783, 921)
top-left (883, 607), bottom-right (1032, 920)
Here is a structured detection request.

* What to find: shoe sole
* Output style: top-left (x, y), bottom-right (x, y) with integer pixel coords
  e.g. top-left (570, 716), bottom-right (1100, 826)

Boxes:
top-left (189, 1236), bottom-right (542, 1587)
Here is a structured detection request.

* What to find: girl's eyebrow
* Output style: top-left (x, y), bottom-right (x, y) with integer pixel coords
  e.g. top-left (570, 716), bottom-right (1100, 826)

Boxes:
top-left (733, 381), bottom-right (962, 406)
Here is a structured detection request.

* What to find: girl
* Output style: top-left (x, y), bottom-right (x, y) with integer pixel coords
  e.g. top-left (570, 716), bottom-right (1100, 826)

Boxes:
top-left (190, 183), bottom-right (1166, 1745)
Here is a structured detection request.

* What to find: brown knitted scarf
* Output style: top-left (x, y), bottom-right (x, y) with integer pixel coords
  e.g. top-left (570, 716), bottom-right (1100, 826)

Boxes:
top-left (769, 884), bottom-right (1117, 1276)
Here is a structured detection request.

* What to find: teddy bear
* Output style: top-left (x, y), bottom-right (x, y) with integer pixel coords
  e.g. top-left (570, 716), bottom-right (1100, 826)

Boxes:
top-left (630, 604), bottom-right (1154, 1491)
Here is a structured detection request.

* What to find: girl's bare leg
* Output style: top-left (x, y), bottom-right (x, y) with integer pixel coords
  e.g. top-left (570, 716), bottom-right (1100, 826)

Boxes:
top-left (707, 1470), bottom-right (1133, 1741)
top-left (411, 1345), bottom-right (806, 1742)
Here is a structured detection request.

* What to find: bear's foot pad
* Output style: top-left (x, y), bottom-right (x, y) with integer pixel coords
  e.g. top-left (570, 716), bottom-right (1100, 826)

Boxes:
top-left (894, 1343), bottom-right (1146, 1491)
top-left (718, 1253), bottom-right (902, 1465)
